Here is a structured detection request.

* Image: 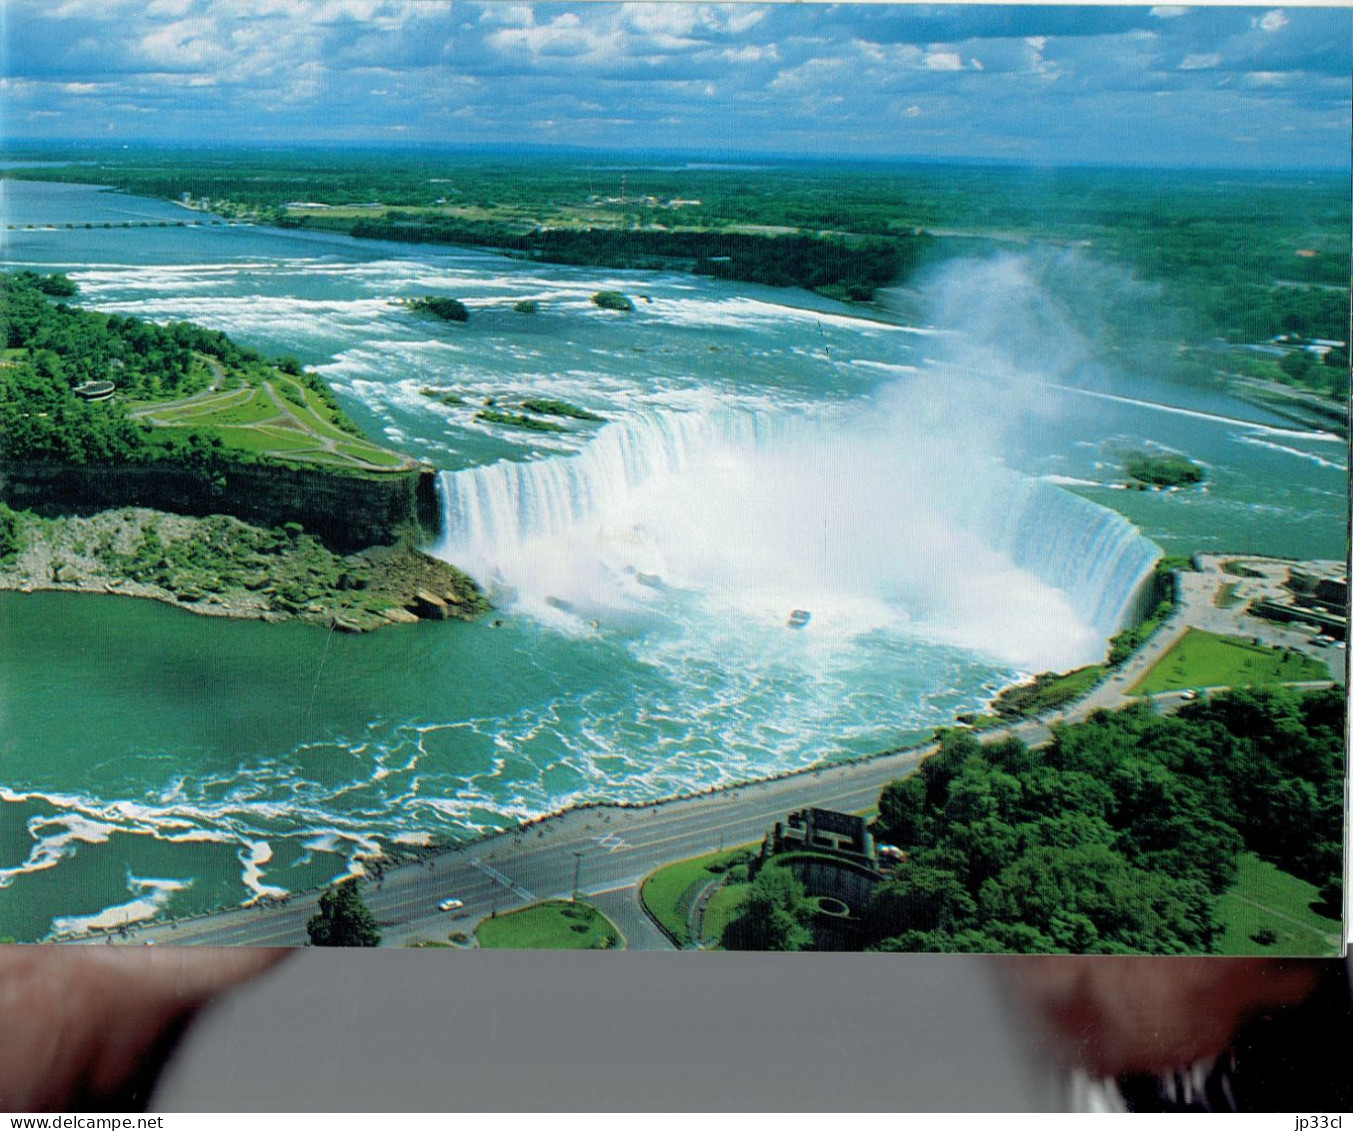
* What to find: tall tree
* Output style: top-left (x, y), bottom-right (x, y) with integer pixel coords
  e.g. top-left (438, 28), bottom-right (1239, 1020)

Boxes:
top-left (307, 879), bottom-right (381, 948)
top-left (721, 866), bottom-right (813, 952)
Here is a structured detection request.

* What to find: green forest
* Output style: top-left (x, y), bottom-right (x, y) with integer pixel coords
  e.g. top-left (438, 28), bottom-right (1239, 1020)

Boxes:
top-left (0, 270), bottom-right (369, 471)
top-left (1, 271), bottom-right (241, 464)
top-left (724, 687), bottom-right (1344, 955)
top-left (865, 687), bottom-right (1344, 954)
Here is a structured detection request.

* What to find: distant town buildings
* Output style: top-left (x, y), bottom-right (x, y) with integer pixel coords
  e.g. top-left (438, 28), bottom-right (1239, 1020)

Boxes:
top-left (1197, 554), bottom-right (1349, 642)
top-left (1252, 561), bottom-right (1349, 640)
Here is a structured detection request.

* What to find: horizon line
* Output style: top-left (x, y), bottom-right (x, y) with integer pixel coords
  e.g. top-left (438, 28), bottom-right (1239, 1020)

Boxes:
top-left (2, 138), bottom-right (1348, 176)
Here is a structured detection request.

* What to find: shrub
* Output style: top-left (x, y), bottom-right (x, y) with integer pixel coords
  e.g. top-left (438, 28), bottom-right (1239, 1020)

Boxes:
top-left (411, 296), bottom-right (469, 322)
top-left (591, 291), bottom-right (634, 312)
top-left (0, 504), bottom-right (22, 560)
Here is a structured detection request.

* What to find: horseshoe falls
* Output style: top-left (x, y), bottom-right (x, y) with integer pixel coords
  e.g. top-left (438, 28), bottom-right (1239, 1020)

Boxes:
top-left (433, 406), bottom-right (1161, 673)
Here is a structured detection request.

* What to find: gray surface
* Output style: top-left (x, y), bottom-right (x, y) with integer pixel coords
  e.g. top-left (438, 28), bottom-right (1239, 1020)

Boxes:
top-left (153, 952), bottom-right (1056, 1111)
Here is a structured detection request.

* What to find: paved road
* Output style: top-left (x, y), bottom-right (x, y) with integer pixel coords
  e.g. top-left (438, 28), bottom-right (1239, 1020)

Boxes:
top-left (107, 737), bottom-right (953, 948)
top-left (87, 554), bottom-right (1343, 950)
top-left (85, 710), bottom-right (1062, 949)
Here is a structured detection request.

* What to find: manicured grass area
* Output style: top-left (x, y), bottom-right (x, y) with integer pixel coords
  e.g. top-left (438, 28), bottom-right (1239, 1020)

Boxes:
top-left (639, 846), bottom-right (753, 946)
top-left (336, 441), bottom-right (405, 468)
top-left (475, 899), bottom-right (622, 950)
top-left (700, 882), bottom-right (750, 947)
top-left (1132, 629), bottom-right (1329, 694)
top-left (148, 388), bottom-right (271, 426)
top-left (137, 372), bottom-right (410, 472)
top-left (1213, 853), bottom-right (1342, 956)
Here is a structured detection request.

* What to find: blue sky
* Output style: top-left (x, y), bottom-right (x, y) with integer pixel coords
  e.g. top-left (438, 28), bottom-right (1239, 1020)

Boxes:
top-left (3, 2), bottom-right (1349, 166)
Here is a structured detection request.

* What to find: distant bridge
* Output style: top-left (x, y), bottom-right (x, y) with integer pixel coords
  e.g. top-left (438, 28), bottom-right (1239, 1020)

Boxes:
top-left (6, 219), bottom-right (250, 231)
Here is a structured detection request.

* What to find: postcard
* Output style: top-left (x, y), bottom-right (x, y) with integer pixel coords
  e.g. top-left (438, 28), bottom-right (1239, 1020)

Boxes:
top-left (0, 1), bottom-right (1346, 956)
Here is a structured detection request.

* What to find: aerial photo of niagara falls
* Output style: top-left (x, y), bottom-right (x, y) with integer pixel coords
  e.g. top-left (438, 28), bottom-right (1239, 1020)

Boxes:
top-left (0, 1), bottom-right (1346, 955)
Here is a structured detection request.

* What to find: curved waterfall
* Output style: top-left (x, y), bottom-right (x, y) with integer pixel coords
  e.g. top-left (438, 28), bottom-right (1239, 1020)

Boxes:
top-left (431, 408), bottom-right (1160, 665)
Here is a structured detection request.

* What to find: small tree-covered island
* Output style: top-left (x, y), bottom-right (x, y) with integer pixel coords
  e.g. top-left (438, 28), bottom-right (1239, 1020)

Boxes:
top-left (0, 270), bottom-right (488, 630)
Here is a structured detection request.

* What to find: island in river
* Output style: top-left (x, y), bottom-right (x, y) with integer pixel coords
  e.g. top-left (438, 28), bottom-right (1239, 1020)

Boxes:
top-left (0, 269), bottom-right (488, 629)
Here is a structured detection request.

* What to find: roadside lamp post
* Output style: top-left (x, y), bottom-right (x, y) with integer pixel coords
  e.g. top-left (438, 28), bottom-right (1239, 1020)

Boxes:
top-left (572, 851), bottom-right (584, 904)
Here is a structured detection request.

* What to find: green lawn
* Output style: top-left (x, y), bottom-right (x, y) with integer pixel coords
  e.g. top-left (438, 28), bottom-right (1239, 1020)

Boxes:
top-left (1132, 629), bottom-right (1328, 694)
top-left (474, 899), bottom-right (622, 950)
top-left (639, 847), bottom-right (753, 946)
top-left (335, 440), bottom-right (406, 468)
top-left (700, 882), bottom-right (750, 947)
top-left (1213, 853), bottom-right (1342, 956)
top-left (151, 388), bottom-right (274, 427)
top-left (134, 370), bottom-right (412, 473)
top-left (214, 424), bottom-right (320, 454)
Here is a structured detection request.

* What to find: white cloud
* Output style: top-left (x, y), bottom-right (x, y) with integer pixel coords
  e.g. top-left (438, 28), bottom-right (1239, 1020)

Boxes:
top-left (924, 51), bottom-right (963, 72)
top-left (720, 6), bottom-right (767, 36)
top-left (1258, 10), bottom-right (1289, 33)
top-left (769, 56), bottom-right (850, 94)
top-left (1149, 6), bottom-right (1189, 18)
top-left (478, 6), bottom-right (533, 29)
top-left (905, 104), bottom-right (921, 118)
top-left (63, 82), bottom-right (100, 94)
top-left (622, 3), bottom-right (698, 38)
top-left (722, 44), bottom-right (777, 65)
top-left (487, 12), bottom-right (616, 62)
top-left (852, 38), bottom-right (886, 65)
top-left (1178, 53), bottom-right (1220, 70)
top-left (145, 0), bottom-right (196, 16)
top-left (141, 19), bottom-right (227, 70)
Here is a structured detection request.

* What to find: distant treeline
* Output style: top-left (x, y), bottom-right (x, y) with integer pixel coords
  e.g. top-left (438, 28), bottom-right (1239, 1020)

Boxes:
top-left (7, 152), bottom-right (1348, 340)
top-left (326, 216), bottom-right (916, 300)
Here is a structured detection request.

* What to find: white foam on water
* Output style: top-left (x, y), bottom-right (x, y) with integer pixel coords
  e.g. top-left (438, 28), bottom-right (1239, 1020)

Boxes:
top-left (84, 293), bottom-right (397, 344)
top-left (239, 840), bottom-right (289, 902)
top-left (1056, 384), bottom-right (1345, 443)
top-left (1235, 435), bottom-right (1348, 472)
top-left (48, 874), bottom-right (193, 937)
top-left (0, 799), bottom-right (120, 887)
top-left (1041, 474), bottom-right (1105, 488)
top-left (648, 294), bottom-right (920, 335)
top-left (852, 359), bottom-right (921, 378)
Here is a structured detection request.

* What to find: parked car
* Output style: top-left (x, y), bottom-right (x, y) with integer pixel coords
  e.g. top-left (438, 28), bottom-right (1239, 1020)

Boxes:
top-left (438, 898), bottom-right (464, 912)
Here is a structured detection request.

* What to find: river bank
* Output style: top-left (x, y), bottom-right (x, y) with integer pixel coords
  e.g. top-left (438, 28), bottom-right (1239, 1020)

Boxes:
top-left (0, 505), bottom-right (488, 631)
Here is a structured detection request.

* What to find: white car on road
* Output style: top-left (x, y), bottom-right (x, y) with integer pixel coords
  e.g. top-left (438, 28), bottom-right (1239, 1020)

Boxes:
top-left (438, 898), bottom-right (464, 912)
